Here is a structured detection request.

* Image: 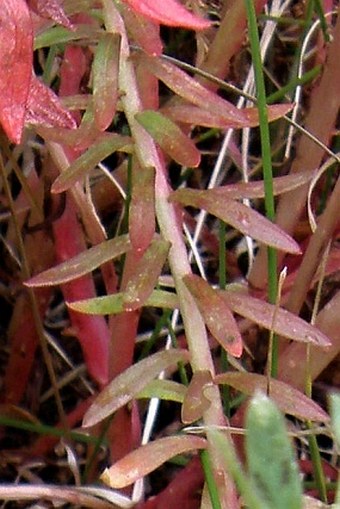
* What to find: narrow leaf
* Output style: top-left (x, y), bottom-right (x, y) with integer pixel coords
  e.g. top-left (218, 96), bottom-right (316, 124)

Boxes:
top-left (122, 0), bottom-right (211, 30)
top-left (51, 134), bottom-right (133, 193)
top-left (129, 164), bottom-right (155, 252)
top-left (135, 110), bottom-right (201, 167)
top-left (93, 33), bottom-right (121, 131)
top-left (120, 2), bottom-right (163, 56)
top-left (246, 392), bottom-right (303, 509)
top-left (28, 0), bottom-right (72, 28)
top-left (137, 379), bottom-right (186, 403)
top-left (214, 373), bottom-right (330, 422)
top-left (0, 0), bottom-right (33, 143)
top-left (181, 370), bottom-right (213, 424)
top-left (183, 274), bottom-right (243, 357)
top-left (170, 190), bottom-right (301, 254)
top-left (83, 349), bottom-right (190, 427)
top-left (220, 290), bottom-right (331, 348)
top-left (25, 235), bottom-right (131, 287)
top-left (101, 435), bottom-right (207, 488)
top-left (67, 289), bottom-right (179, 314)
top-left (123, 239), bottom-right (170, 310)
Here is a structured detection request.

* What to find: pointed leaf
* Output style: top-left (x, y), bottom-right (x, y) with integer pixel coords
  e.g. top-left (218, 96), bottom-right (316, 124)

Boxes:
top-left (220, 290), bottom-right (331, 348)
top-left (183, 274), bottom-right (243, 357)
top-left (181, 370), bottom-right (213, 424)
top-left (93, 33), bottom-right (120, 131)
top-left (122, 0), bottom-right (211, 30)
top-left (123, 239), bottom-right (170, 310)
top-left (101, 435), bottom-right (207, 488)
top-left (135, 110), bottom-right (200, 167)
top-left (246, 392), bottom-right (303, 509)
top-left (137, 379), bottom-right (186, 403)
top-left (83, 349), bottom-right (190, 427)
top-left (170, 190), bottom-right (301, 254)
top-left (25, 235), bottom-right (131, 287)
top-left (51, 134), bottom-right (133, 193)
top-left (67, 289), bottom-right (179, 314)
top-left (215, 373), bottom-right (329, 422)
top-left (130, 164), bottom-right (155, 252)
top-left (28, 0), bottom-right (72, 28)
top-left (0, 0), bottom-right (33, 143)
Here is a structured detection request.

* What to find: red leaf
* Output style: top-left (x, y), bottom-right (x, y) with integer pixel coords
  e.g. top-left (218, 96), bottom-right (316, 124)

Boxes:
top-left (28, 0), bottom-right (73, 29)
top-left (122, 0), bottom-right (211, 30)
top-left (183, 274), bottom-right (243, 357)
top-left (181, 370), bottom-right (213, 424)
top-left (25, 75), bottom-right (77, 131)
top-left (101, 435), bottom-right (207, 488)
top-left (129, 164), bottom-right (155, 252)
top-left (0, 0), bottom-right (33, 143)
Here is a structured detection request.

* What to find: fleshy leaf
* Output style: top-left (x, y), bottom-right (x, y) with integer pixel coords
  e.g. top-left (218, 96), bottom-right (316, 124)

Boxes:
top-left (0, 0), bottom-right (33, 143)
top-left (93, 32), bottom-right (121, 131)
top-left (135, 110), bottom-right (201, 167)
top-left (83, 349), bottom-right (190, 427)
top-left (67, 289), bottom-right (179, 314)
top-left (183, 274), bottom-right (243, 357)
top-left (181, 370), bottom-right (213, 424)
top-left (246, 392), bottom-right (303, 508)
top-left (51, 134), bottom-right (133, 193)
top-left (220, 290), bottom-right (331, 348)
top-left (120, 2), bottom-right (163, 56)
top-left (28, 0), bottom-right (72, 29)
top-left (137, 379), bottom-right (186, 403)
top-left (214, 373), bottom-right (330, 422)
top-left (129, 164), bottom-right (155, 252)
top-left (101, 435), bottom-right (207, 488)
top-left (122, 0), bottom-right (211, 30)
top-left (123, 239), bottom-right (170, 310)
top-left (25, 235), bottom-right (131, 287)
top-left (170, 190), bottom-right (301, 254)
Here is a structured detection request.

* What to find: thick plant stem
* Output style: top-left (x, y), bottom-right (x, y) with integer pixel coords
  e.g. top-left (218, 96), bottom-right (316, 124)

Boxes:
top-left (103, 2), bottom-right (237, 506)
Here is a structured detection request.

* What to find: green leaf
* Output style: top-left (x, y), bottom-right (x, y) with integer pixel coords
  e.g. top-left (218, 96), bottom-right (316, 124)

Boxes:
top-left (93, 32), bottom-right (120, 131)
top-left (330, 393), bottom-right (340, 446)
top-left (67, 289), bottom-right (179, 314)
top-left (183, 274), bottom-right (243, 357)
top-left (246, 392), bottom-right (303, 509)
top-left (83, 349), bottom-right (190, 427)
top-left (25, 235), bottom-right (131, 287)
top-left (51, 134), bottom-right (133, 193)
top-left (135, 110), bottom-right (201, 167)
top-left (137, 379), bottom-right (186, 403)
top-left (101, 435), bottom-right (207, 489)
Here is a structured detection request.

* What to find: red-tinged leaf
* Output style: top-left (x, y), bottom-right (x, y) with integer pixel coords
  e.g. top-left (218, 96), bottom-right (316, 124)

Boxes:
top-left (220, 290), bottom-right (331, 348)
top-left (181, 370), bottom-right (213, 424)
top-left (25, 235), bottom-right (131, 287)
top-left (135, 110), bottom-right (201, 167)
top-left (83, 349), bottom-right (190, 427)
top-left (28, 0), bottom-right (73, 29)
top-left (120, 2), bottom-right (163, 56)
top-left (130, 164), bottom-right (155, 252)
top-left (140, 54), bottom-right (248, 125)
top-left (170, 190), bottom-right (301, 254)
top-left (122, 0), bottom-right (211, 30)
top-left (93, 33), bottom-right (120, 131)
top-left (25, 74), bottom-right (77, 131)
top-left (183, 274), bottom-right (243, 357)
top-left (214, 373), bottom-right (330, 423)
top-left (0, 0), bottom-right (33, 144)
top-left (67, 289), bottom-right (179, 315)
top-left (51, 134), bottom-right (133, 193)
top-left (123, 239), bottom-right (170, 310)
top-left (162, 103), bottom-right (292, 129)
top-left (101, 435), bottom-right (207, 488)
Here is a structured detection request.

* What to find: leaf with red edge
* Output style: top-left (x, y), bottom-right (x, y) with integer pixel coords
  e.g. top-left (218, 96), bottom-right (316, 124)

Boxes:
top-left (120, 2), bottom-right (163, 56)
top-left (28, 0), bottom-right (73, 29)
top-left (0, 0), bottom-right (33, 144)
top-left (220, 290), bottom-right (331, 348)
top-left (214, 372), bottom-right (330, 422)
top-left (122, 0), bottom-right (211, 30)
top-left (123, 239), bottom-right (170, 310)
top-left (25, 74), bottom-right (77, 131)
top-left (130, 164), bottom-right (155, 252)
top-left (101, 435), bottom-right (207, 488)
top-left (83, 349), bottom-right (190, 427)
top-left (170, 189), bottom-right (301, 254)
top-left (181, 370), bottom-right (213, 424)
top-left (183, 274), bottom-right (243, 357)
top-left (135, 110), bottom-right (201, 167)
top-left (93, 33), bottom-right (121, 131)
